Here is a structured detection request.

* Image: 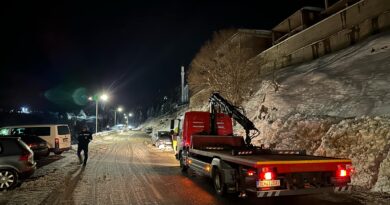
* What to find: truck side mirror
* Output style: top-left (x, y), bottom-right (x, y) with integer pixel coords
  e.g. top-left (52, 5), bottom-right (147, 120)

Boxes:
top-left (170, 119), bottom-right (175, 130)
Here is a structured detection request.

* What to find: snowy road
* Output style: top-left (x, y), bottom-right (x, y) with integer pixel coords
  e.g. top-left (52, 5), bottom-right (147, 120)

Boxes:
top-left (1, 131), bottom-right (364, 205)
top-left (56, 131), bottom-right (362, 205)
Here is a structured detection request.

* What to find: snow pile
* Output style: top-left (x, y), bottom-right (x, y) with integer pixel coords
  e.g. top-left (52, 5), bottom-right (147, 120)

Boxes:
top-left (373, 151), bottom-right (390, 193)
top-left (240, 111), bottom-right (390, 195)
top-left (249, 114), bottom-right (341, 155)
top-left (316, 116), bottom-right (390, 191)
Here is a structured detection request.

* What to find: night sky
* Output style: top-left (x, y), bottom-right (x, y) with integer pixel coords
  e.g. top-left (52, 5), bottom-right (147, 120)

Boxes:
top-left (0, 0), bottom-right (323, 112)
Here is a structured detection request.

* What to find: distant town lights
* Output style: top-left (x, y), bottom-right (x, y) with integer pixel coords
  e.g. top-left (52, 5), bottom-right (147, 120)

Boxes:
top-left (20, 107), bottom-right (30, 114)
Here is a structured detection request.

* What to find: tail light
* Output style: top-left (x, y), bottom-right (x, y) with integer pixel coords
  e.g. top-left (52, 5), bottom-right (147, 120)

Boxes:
top-left (259, 167), bottom-right (277, 180)
top-left (264, 172), bottom-right (274, 180)
top-left (55, 138), bottom-right (60, 149)
top-left (19, 152), bottom-right (32, 161)
top-left (247, 170), bottom-right (255, 176)
top-left (28, 143), bottom-right (37, 148)
top-left (336, 164), bottom-right (352, 177)
top-left (339, 169), bottom-right (347, 177)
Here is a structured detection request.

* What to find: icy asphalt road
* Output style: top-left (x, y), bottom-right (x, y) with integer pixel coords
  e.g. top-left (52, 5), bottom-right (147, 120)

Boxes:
top-left (1, 131), bottom-right (363, 205)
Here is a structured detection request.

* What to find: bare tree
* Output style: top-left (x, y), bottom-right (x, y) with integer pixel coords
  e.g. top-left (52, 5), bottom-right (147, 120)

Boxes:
top-left (188, 29), bottom-right (259, 105)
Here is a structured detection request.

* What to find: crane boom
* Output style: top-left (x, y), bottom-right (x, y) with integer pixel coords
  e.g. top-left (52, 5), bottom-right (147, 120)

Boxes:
top-left (209, 92), bottom-right (259, 145)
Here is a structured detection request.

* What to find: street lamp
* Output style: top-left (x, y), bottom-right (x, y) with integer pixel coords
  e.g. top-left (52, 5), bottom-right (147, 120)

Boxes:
top-left (100, 94), bottom-right (108, 101)
top-left (124, 115), bottom-right (128, 126)
top-left (114, 107), bottom-right (123, 126)
top-left (127, 113), bottom-right (133, 127)
top-left (89, 93), bottom-right (109, 134)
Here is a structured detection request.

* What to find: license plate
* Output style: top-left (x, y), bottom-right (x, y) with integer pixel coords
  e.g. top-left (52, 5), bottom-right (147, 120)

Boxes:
top-left (257, 180), bottom-right (280, 188)
top-left (63, 138), bottom-right (68, 142)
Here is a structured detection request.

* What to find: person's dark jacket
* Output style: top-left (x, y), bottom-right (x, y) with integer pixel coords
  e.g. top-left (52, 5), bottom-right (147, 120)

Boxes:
top-left (78, 130), bottom-right (93, 146)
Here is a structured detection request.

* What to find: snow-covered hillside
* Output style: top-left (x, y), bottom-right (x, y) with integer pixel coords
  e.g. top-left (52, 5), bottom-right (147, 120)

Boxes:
top-left (242, 31), bottom-right (390, 193)
top-left (139, 106), bottom-right (188, 136)
top-left (144, 32), bottom-right (390, 196)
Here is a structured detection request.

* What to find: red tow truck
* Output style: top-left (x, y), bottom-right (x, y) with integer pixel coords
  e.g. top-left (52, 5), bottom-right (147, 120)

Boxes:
top-left (174, 93), bottom-right (352, 198)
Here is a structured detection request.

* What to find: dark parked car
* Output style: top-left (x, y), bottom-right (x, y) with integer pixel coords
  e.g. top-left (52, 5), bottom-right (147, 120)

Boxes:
top-left (16, 135), bottom-right (50, 159)
top-left (0, 137), bottom-right (36, 190)
top-left (145, 127), bottom-right (153, 134)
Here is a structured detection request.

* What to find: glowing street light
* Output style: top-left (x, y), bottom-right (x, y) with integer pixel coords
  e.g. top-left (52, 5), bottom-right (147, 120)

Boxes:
top-left (100, 94), bottom-right (108, 101)
top-left (129, 113), bottom-right (133, 117)
top-left (90, 93), bottom-right (109, 134)
top-left (114, 107), bottom-right (123, 126)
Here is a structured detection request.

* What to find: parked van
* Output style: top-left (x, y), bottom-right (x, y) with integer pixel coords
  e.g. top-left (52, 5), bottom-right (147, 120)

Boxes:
top-left (0, 124), bottom-right (71, 155)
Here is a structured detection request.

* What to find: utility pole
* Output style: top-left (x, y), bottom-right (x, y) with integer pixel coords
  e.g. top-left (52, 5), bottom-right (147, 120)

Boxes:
top-left (181, 66), bottom-right (185, 103)
top-left (95, 100), bottom-right (98, 134)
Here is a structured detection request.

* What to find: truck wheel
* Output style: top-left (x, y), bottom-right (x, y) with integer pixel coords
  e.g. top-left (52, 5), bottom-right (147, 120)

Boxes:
top-left (213, 168), bottom-right (226, 196)
top-left (54, 151), bottom-right (63, 155)
top-left (179, 152), bottom-right (188, 173)
top-left (0, 169), bottom-right (18, 191)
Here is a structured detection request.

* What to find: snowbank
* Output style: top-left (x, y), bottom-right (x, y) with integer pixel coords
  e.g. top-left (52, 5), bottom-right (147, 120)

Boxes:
top-left (316, 116), bottom-right (390, 191)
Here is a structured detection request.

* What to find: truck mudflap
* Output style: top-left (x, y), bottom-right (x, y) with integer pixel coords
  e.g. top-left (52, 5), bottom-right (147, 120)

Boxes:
top-left (334, 185), bottom-right (352, 192)
top-left (256, 186), bottom-right (352, 198)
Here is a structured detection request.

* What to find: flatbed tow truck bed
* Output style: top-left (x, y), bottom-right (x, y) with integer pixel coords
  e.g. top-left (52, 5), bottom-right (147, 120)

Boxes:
top-left (189, 149), bottom-right (351, 167)
top-left (190, 148), bottom-right (351, 173)
top-left (188, 148), bottom-right (352, 197)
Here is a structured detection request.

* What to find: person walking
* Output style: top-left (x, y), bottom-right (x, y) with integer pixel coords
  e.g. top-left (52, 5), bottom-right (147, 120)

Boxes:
top-left (77, 126), bottom-right (92, 166)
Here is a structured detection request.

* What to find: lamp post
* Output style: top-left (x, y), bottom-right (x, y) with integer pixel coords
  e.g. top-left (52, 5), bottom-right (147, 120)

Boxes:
top-left (89, 94), bottom-right (108, 134)
top-left (128, 113), bottom-right (133, 128)
top-left (124, 115), bottom-right (128, 126)
top-left (115, 107), bottom-right (123, 126)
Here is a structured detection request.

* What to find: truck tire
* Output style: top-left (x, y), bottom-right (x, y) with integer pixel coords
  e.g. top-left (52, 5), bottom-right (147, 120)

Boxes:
top-left (179, 152), bottom-right (188, 173)
top-left (54, 151), bottom-right (63, 155)
top-left (213, 168), bottom-right (226, 196)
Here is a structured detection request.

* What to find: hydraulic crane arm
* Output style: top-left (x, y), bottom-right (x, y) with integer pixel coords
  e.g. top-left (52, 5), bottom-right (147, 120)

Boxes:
top-left (209, 92), bottom-right (259, 146)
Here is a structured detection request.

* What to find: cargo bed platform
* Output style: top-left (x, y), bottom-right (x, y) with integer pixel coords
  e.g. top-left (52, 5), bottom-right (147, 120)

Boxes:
top-left (189, 148), bottom-right (351, 173)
